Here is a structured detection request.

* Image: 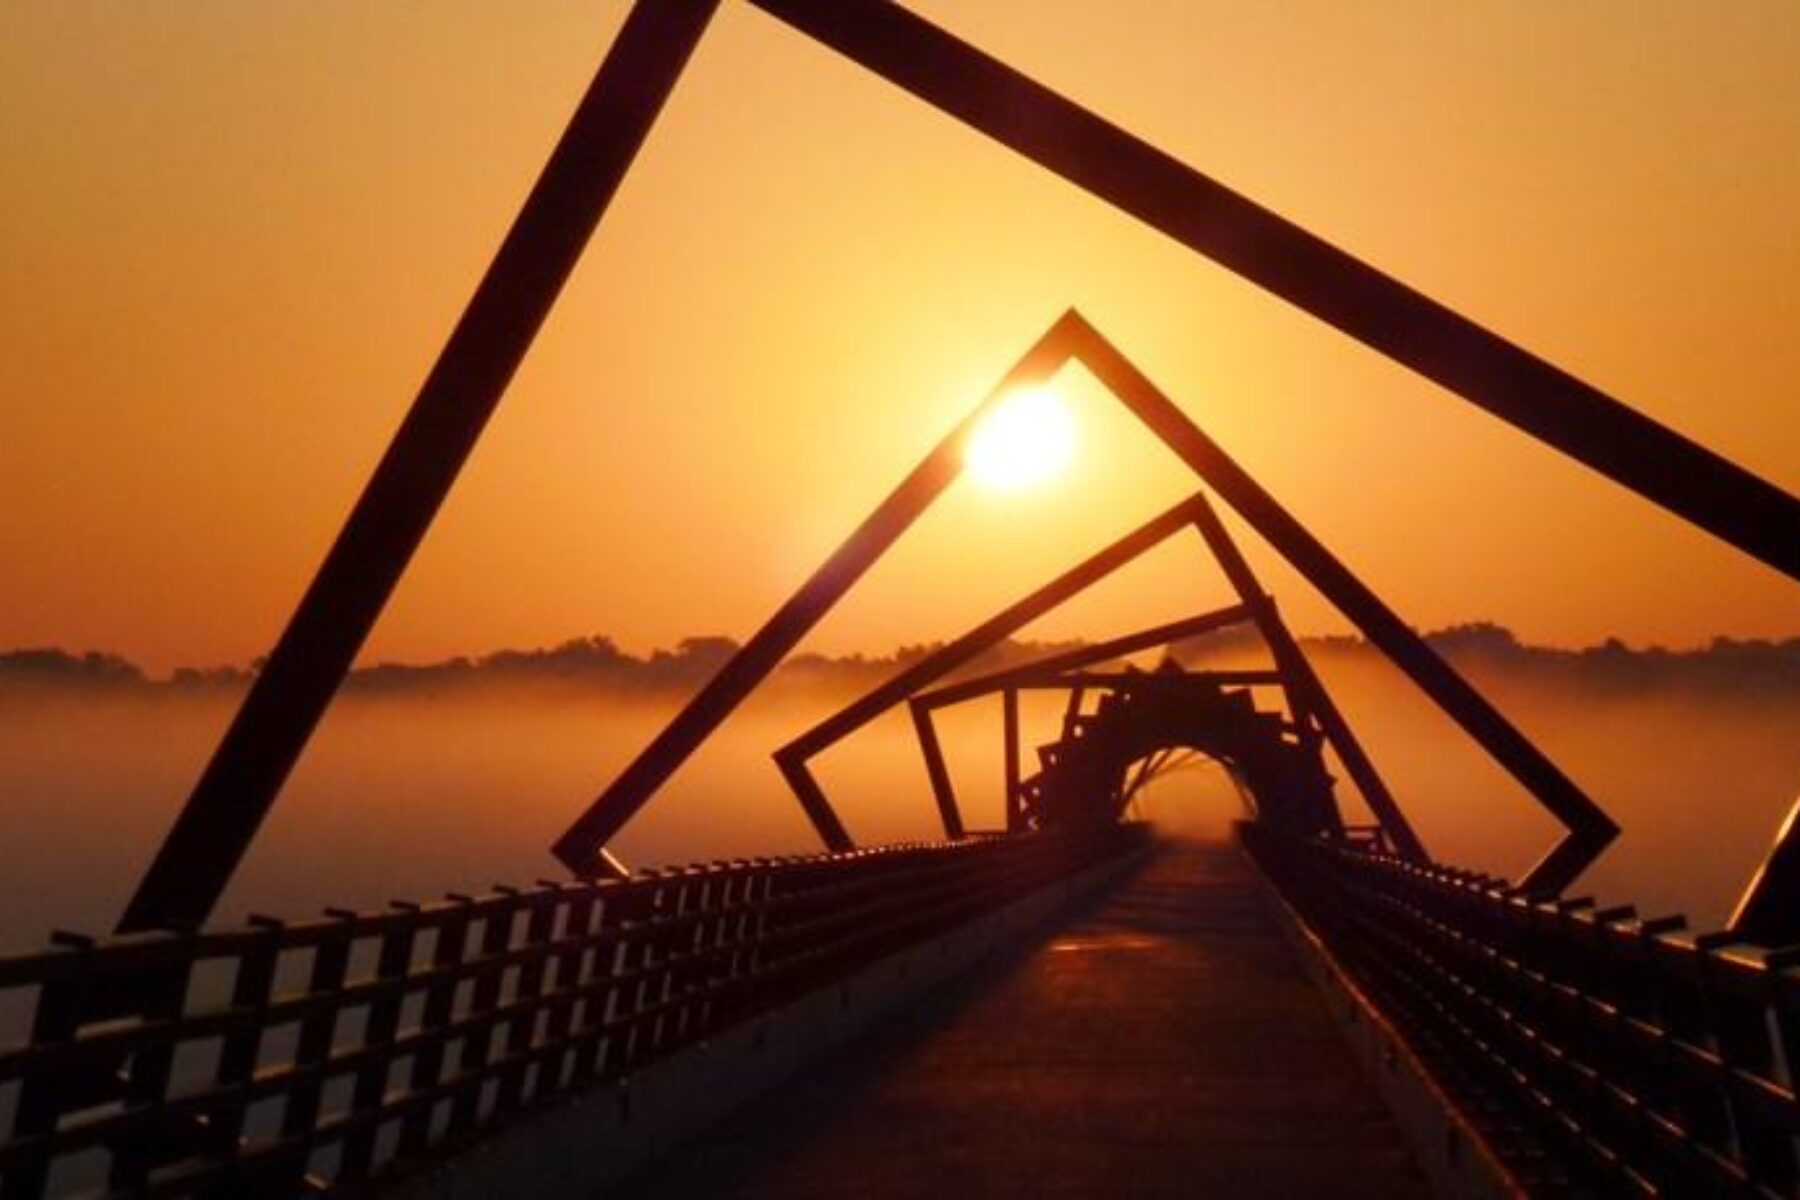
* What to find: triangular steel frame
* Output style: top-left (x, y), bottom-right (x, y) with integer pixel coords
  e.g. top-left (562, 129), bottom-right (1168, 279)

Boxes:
top-left (765, 513), bottom-right (1360, 852)
top-left (554, 310), bottom-right (1612, 892)
top-left (907, 607), bottom-right (1270, 837)
top-left (909, 649), bottom-right (1297, 837)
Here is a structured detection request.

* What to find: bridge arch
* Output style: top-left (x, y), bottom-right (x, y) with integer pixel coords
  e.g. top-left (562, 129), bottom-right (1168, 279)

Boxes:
top-left (1010, 672), bottom-right (1341, 843)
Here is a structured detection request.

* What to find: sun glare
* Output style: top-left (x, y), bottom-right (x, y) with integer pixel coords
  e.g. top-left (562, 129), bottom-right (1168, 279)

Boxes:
top-left (964, 385), bottom-right (1075, 491)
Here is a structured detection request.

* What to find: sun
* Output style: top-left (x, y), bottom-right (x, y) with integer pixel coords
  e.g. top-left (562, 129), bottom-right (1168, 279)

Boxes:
top-left (963, 384), bottom-right (1076, 491)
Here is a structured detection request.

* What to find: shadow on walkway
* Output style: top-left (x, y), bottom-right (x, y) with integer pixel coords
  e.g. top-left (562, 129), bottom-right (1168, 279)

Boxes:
top-left (627, 837), bottom-right (1429, 1199)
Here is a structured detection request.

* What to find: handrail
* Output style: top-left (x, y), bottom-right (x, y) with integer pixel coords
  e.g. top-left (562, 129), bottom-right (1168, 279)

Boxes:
top-left (0, 826), bottom-right (1146, 1197)
top-left (1245, 826), bottom-right (1800, 1196)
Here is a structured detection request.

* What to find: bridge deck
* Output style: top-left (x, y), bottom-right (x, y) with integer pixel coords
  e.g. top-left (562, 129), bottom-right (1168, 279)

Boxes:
top-left (628, 838), bottom-right (1430, 1198)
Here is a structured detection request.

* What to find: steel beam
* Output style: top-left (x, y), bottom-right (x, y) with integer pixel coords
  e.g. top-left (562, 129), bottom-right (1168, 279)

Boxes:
top-left (936, 665), bottom-right (1288, 694)
top-left (1181, 495), bottom-right (1422, 861)
top-left (928, 668), bottom-right (1288, 696)
top-left (909, 697), bottom-right (965, 839)
top-left (1062, 314), bottom-right (1615, 889)
top-left (1728, 796), bottom-right (1800, 943)
top-left (913, 605), bottom-right (1253, 710)
top-left (552, 315), bottom-right (1074, 870)
top-left (556, 420), bottom-right (956, 867)
top-left (773, 497), bottom-right (1211, 842)
top-left (749, 0), bottom-right (1800, 587)
top-left (119, 0), bottom-right (722, 931)
top-left (910, 616), bottom-right (1279, 839)
top-left (1021, 669), bottom-right (1286, 691)
top-left (1002, 688), bottom-right (1021, 832)
top-left (917, 667), bottom-right (1287, 833)
top-left (1061, 687), bottom-right (1087, 732)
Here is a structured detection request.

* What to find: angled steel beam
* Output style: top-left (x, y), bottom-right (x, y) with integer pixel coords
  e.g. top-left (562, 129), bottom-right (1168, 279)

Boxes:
top-left (995, 669), bottom-right (1288, 692)
top-left (773, 496), bottom-right (1212, 844)
top-left (1062, 687), bottom-right (1086, 729)
top-left (909, 698), bottom-right (964, 839)
top-left (556, 414), bottom-right (957, 869)
top-left (912, 619), bottom-right (1280, 837)
top-left (913, 605), bottom-right (1253, 710)
top-left (1730, 797), bottom-right (1800, 943)
top-left (551, 318), bottom-right (1074, 872)
top-left (926, 663), bottom-right (1311, 835)
top-left (919, 663), bottom-right (1291, 832)
top-left (1180, 492), bottom-right (1423, 861)
top-left (1002, 688), bottom-right (1021, 831)
top-left (1062, 314), bottom-right (1616, 890)
top-left (119, 0), bottom-right (722, 931)
top-left (750, 0), bottom-right (1800, 587)
top-left (759, 308), bottom-right (1442, 862)
top-left (886, 327), bottom-right (1410, 858)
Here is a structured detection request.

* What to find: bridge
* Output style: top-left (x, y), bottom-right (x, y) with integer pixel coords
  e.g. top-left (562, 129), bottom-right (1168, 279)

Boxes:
top-left (8, 2), bottom-right (1800, 1196)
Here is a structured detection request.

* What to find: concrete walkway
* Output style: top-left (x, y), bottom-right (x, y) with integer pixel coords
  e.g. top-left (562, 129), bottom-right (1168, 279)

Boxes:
top-left (627, 839), bottom-right (1431, 1198)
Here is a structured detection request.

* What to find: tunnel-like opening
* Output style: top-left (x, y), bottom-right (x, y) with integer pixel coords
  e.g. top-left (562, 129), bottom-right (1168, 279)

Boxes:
top-left (1117, 750), bottom-right (1252, 844)
top-left (1018, 671), bottom-right (1340, 842)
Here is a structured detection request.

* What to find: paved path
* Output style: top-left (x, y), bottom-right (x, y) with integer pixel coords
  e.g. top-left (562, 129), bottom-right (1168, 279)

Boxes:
top-left (629, 839), bottom-right (1430, 1198)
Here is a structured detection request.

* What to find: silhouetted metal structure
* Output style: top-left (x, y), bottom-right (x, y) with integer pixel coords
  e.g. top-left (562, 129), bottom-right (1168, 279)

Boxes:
top-left (118, 0), bottom-right (1800, 939)
top-left (18, 1), bottom-right (1800, 1196)
top-left (1001, 668), bottom-right (1345, 841)
top-left (3, 829), bottom-right (1145, 1195)
top-left (1244, 828), bottom-right (1800, 1196)
top-left (563, 313), bottom-right (1614, 893)
top-left (905, 609), bottom-right (1267, 834)
top-left (117, 1), bottom-right (724, 933)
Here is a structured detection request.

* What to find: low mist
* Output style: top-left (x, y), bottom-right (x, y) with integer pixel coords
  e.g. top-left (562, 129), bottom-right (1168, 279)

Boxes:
top-left (1296, 651), bottom-right (1800, 927)
top-left (3, 628), bottom-right (1799, 953)
top-left (0, 682), bottom-right (933, 952)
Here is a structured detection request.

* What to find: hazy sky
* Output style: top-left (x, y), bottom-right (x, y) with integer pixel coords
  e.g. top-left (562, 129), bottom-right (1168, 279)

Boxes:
top-left (4, 2), bottom-right (1798, 675)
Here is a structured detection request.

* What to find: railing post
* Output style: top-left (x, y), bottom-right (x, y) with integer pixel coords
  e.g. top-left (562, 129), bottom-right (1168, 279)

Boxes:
top-left (106, 935), bottom-right (198, 1190)
top-left (280, 912), bottom-right (355, 1184)
top-left (339, 913), bottom-right (419, 1180)
top-left (565, 879), bottom-right (630, 1085)
top-left (447, 896), bottom-right (518, 1135)
top-left (494, 886), bottom-right (560, 1112)
top-left (1697, 938), bottom-right (1798, 1188)
top-left (5, 945), bottom-right (93, 1200)
top-left (397, 900), bottom-right (474, 1158)
top-left (610, 877), bottom-right (664, 1072)
top-left (1002, 688), bottom-right (1022, 832)
top-left (210, 917), bottom-right (284, 1155)
top-left (537, 884), bottom-right (598, 1098)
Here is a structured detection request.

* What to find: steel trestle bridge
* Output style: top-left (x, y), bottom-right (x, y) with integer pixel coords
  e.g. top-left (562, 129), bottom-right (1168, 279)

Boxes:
top-left (8, 2), bottom-right (1800, 1196)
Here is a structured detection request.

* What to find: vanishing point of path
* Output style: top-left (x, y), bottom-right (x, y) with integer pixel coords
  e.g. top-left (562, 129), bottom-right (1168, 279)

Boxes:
top-left (629, 838), bottom-right (1432, 1198)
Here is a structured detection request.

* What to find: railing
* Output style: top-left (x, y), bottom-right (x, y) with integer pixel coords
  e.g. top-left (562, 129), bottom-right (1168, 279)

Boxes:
top-left (1244, 826), bottom-right (1800, 1198)
top-left (0, 825), bottom-right (1147, 1198)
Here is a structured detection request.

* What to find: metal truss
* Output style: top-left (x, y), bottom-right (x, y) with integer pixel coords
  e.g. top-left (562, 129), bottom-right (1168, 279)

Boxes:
top-left (120, 0), bottom-right (1800, 936)
top-left (562, 311), bottom-right (1616, 893)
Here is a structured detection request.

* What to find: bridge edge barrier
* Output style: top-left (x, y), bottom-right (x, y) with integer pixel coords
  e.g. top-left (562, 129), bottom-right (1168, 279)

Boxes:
top-left (367, 837), bottom-right (1153, 1200)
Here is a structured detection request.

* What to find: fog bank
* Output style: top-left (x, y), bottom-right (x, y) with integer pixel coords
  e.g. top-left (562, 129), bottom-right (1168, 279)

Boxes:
top-left (4, 626), bottom-right (1798, 951)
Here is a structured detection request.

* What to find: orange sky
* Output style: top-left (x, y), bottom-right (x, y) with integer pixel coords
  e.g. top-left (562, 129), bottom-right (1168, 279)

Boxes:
top-left (4, 2), bottom-right (1799, 676)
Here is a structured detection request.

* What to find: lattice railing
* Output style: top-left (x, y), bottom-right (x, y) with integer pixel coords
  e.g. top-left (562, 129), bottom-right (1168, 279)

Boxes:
top-left (0, 825), bottom-right (1146, 1198)
top-left (1245, 825), bottom-right (1800, 1197)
